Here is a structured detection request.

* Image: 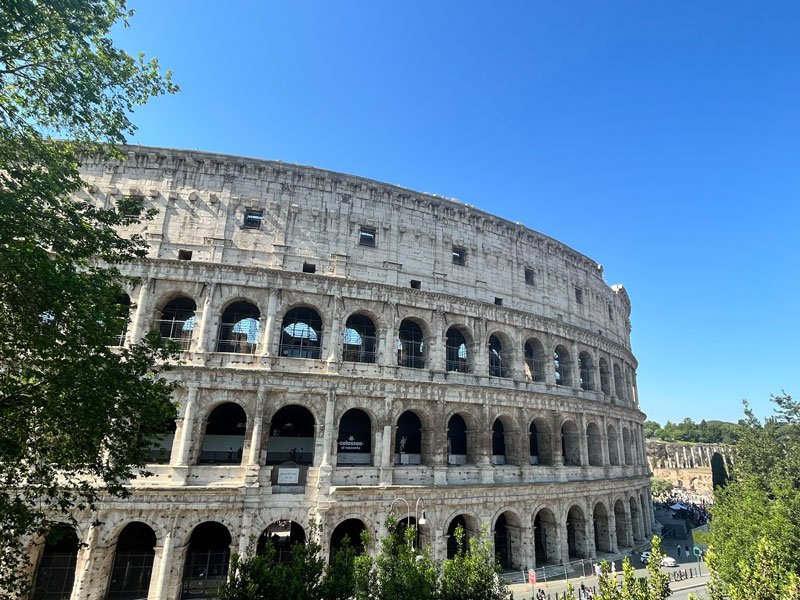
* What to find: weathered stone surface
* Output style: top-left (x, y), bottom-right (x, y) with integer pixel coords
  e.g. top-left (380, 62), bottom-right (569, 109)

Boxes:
top-left (28, 147), bottom-right (650, 599)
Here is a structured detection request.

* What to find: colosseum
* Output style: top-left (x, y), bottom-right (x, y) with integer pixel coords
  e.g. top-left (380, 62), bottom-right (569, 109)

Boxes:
top-left (28, 146), bottom-right (651, 599)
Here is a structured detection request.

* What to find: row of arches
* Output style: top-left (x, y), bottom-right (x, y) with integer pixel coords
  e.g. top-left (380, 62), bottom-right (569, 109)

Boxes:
top-left (115, 294), bottom-right (637, 403)
top-left (31, 494), bottom-right (649, 599)
top-left (146, 401), bottom-right (645, 470)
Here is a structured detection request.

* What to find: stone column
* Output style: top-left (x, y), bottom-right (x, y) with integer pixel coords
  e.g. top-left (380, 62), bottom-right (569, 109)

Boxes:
top-left (379, 422), bottom-right (394, 485)
top-left (429, 309), bottom-right (446, 374)
top-left (577, 413), bottom-right (589, 467)
top-left (599, 416), bottom-right (610, 468)
top-left (558, 517), bottom-right (570, 565)
top-left (175, 384), bottom-right (198, 467)
top-left (608, 510), bottom-right (619, 553)
top-left (325, 294), bottom-right (343, 365)
top-left (380, 302), bottom-right (399, 367)
top-left (552, 411), bottom-right (564, 466)
top-left (129, 276), bottom-right (153, 344)
top-left (193, 282), bottom-right (217, 353)
top-left (150, 528), bottom-right (174, 600)
top-left (472, 318), bottom-right (489, 376)
top-left (570, 343), bottom-right (580, 390)
top-left (319, 389), bottom-right (336, 468)
top-left (259, 289), bottom-right (278, 357)
top-left (70, 524), bottom-right (99, 600)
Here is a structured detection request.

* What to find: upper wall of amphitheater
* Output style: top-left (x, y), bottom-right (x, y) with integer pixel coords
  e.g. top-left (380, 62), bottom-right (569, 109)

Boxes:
top-left (78, 145), bottom-right (633, 350)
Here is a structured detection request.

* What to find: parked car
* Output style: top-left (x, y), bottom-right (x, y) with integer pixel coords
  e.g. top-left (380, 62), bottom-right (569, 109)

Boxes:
top-left (640, 552), bottom-right (677, 567)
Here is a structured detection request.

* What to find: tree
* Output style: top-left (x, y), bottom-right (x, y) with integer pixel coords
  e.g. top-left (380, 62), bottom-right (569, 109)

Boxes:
top-left (706, 395), bottom-right (800, 599)
top-left (650, 477), bottom-right (673, 495)
top-left (0, 0), bottom-right (177, 594)
top-left (439, 525), bottom-right (512, 600)
top-left (368, 518), bottom-right (438, 600)
top-left (595, 537), bottom-right (670, 600)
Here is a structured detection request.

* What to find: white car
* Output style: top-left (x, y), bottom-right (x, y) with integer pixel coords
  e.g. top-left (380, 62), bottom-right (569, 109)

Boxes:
top-left (640, 552), bottom-right (677, 567)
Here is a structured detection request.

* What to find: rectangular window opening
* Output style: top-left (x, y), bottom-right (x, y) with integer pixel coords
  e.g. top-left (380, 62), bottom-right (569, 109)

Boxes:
top-left (119, 194), bottom-right (145, 218)
top-left (410, 280), bottom-right (421, 289)
top-left (178, 249), bottom-right (193, 261)
top-left (494, 297), bottom-right (503, 306)
top-left (302, 262), bottom-right (316, 273)
top-left (359, 226), bottom-right (377, 247)
top-left (524, 267), bottom-right (535, 285)
top-left (452, 246), bottom-right (466, 265)
top-left (575, 287), bottom-right (584, 304)
top-left (243, 208), bottom-right (264, 229)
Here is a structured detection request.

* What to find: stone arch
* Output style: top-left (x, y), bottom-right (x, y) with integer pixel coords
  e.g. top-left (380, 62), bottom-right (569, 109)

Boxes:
top-left (156, 295), bottom-right (197, 350)
top-left (530, 416), bottom-right (554, 466)
top-left (613, 363), bottom-right (625, 401)
top-left (267, 404), bottom-right (316, 465)
top-left (579, 351), bottom-right (595, 391)
top-left (216, 299), bottom-right (260, 353)
top-left (256, 521), bottom-right (306, 564)
top-left (593, 502), bottom-right (612, 553)
top-left (444, 513), bottom-right (480, 559)
top-left (533, 508), bottom-right (559, 566)
top-left (607, 424), bottom-right (621, 466)
top-left (395, 410), bottom-right (423, 464)
top-left (336, 408), bottom-right (372, 466)
top-left (330, 518), bottom-right (368, 557)
top-left (566, 505), bottom-right (589, 559)
top-left (599, 357), bottom-right (611, 394)
top-left (488, 331), bottom-right (513, 378)
top-left (445, 325), bottom-right (473, 373)
top-left (280, 305), bottom-right (324, 359)
top-left (31, 523), bottom-right (80, 599)
top-left (493, 510), bottom-right (524, 570)
top-left (586, 421), bottom-right (603, 466)
top-left (105, 522), bottom-right (157, 599)
top-left (397, 317), bottom-right (427, 368)
top-left (554, 344), bottom-right (572, 387)
top-left (524, 337), bottom-right (546, 382)
top-left (342, 312), bottom-right (378, 363)
top-left (446, 413), bottom-right (469, 464)
top-left (561, 419), bottom-right (581, 466)
top-left (181, 521), bottom-right (232, 598)
top-left (199, 402), bottom-right (247, 464)
top-left (622, 427), bottom-right (633, 466)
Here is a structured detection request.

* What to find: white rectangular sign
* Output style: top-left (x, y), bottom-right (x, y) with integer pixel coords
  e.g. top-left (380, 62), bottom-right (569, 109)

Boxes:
top-left (277, 467), bottom-right (300, 484)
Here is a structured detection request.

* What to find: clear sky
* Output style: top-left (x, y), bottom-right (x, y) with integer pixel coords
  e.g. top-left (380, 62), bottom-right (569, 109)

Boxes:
top-left (113, 1), bottom-right (800, 424)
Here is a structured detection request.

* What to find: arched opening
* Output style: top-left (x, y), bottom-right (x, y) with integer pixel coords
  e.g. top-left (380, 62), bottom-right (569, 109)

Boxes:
top-left (216, 301), bottom-right (260, 354)
top-left (491, 418), bottom-right (507, 465)
top-left (446, 514), bottom-right (479, 559)
top-left (256, 521), bottom-right (306, 564)
top-left (529, 421), bottom-right (539, 464)
top-left (156, 297), bottom-right (196, 350)
top-left (337, 409), bottom-right (372, 466)
top-left (31, 524), bottom-right (79, 600)
top-left (586, 422), bottom-right (603, 466)
top-left (181, 522), bottom-right (231, 599)
top-left (395, 411), bottom-right (422, 465)
top-left (533, 509), bottom-right (559, 566)
top-left (397, 319), bottom-right (425, 368)
top-left (330, 519), bottom-right (367, 559)
top-left (566, 506), bottom-right (588, 559)
top-left (488, 334), bottom-right (510, 378)
top-left (266, 405), bottom-right (315, 465)
top-left (629, 498), bottom-right (642, 542)
top-left (614, 500), bottom-right (630, 548)
top-left (593, 503), bottom-right (612, 553)
top-left (626, 371), bottom-right (635, 405)
top-left (106, 522), bottom-right (156, 599)
top-left (622, 427), bottom-right (633, 466)
top-left (392, 515), bottom-right (426, 550)
top-left (342, 314), bottom-right (377, 363)
top-left (531, 417), bottom-right (554, 466)
top-left (607, 425), bottom-right (621, 466)
top-left (561, 420), bottom-right (581, 466)
top-left (554, 345), bottom-right (572, 387)
top-left (579, 351), bottom-right (594, 391)
top-left (493, 512), bottom-right (522, 570)
top-left (142, 419), bottom-right (176, 464)
top-left (447, 414), bottom-right (468, 465)
top-left (613, 363), bottom-right (625, 401)
top-left (280, 307), bottom-right (323, 359)
top-left (445, 326), bottom-right (471, 373)
top-left (199, 403), bottom-right (246, 464)
top-left (113, 293), bottom-right (131, 347)
top-left (524, 338), bottom-right (546, 382)
top-left (599, 358), bottom-right (611, 394)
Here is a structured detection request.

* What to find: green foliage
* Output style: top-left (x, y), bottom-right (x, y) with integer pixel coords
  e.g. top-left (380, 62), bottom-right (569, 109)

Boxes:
top-left (595, 539), bottom-right (670, 600)
top-left (439, 525), bottom-right (511, 600)
top-left (645, 417), bottom-right (741, 444)
top-left (707, 394), bottom-right (800, 599)
top-left (0, 0), bottom-right (177, 594)
top-left (710, 453), bottom-right (729, 489)
top-left (650, 478), bottom-right (673, 495)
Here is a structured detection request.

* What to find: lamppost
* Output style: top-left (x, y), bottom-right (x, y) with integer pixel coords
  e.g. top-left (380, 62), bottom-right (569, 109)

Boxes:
top-left (390, 497), bottom-right (427, 548)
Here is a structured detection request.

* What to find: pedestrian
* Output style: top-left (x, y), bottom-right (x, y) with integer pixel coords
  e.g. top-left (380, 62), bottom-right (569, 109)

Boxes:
top-left (676, 543), bottom-right (681, 557)
top-left (685, 544), bottom-right (690, 558)
top-left (611, 561), bottom-right (616, 575)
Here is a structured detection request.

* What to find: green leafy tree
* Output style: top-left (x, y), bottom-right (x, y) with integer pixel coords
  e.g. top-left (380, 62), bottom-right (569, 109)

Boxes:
top-left (439, 525), bottom-right (512, 600)
top-left (0, 0), bottom-right (177, 594)
top-left (650, 478), bottom-right (673, 495)
top-left (707, 394), bottom-right (800, 599)
top-left (595, 540), bottom-right (670, 600)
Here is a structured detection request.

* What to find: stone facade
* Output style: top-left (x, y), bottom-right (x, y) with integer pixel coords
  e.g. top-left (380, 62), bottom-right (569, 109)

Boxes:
top-left (27, 146), bottom-right (651, 599)
top-left (647, 441), bottom-right (732, 498)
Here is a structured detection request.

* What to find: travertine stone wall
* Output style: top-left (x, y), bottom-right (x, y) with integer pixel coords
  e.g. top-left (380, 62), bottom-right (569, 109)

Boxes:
top-left (28, 147), bottom-right (651, 600)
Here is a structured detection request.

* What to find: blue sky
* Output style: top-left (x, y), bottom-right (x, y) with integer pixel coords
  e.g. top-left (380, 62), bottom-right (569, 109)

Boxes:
top-left (113, 1), bottom-right (800, 424)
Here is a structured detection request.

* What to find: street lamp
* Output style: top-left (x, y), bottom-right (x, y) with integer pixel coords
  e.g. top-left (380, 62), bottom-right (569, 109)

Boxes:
top-left (390, 497), bottom-right (427, 548)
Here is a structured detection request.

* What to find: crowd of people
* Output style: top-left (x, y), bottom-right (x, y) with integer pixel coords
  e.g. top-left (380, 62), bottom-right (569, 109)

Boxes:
top-left (652, 491), bottom-right (712, 527)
